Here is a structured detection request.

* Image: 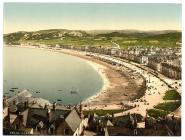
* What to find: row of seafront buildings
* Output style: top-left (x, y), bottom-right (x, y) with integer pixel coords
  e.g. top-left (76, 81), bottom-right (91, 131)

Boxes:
top-left (20, 42), bottom-right (181, 80)
top-left (119, 46), bottom-right (181, 80)
top-left (65, 44), bottom-right (182, 80)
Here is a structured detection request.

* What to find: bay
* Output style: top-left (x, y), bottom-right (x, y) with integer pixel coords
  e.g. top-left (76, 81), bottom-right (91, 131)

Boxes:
top-left (3, 47), bottom-right (103, 105)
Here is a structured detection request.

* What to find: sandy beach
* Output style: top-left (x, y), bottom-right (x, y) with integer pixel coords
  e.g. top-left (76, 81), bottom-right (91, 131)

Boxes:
top-left (58, 49), bottom-right (146, 109)
top-left (4, 46), bottom-right (146, 110)
top-left (56, 49), bottom-right (181, 117)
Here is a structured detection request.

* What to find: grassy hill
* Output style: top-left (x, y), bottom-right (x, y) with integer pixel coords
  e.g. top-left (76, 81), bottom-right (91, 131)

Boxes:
top-left (4, 29), bottom-right (181, 48)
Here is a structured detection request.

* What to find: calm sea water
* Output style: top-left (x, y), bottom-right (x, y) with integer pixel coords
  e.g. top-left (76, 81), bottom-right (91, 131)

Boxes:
top-left (3, 47), bottom-right (103, 105)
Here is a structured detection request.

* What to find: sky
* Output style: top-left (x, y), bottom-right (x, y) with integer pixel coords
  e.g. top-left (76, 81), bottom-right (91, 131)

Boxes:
top-left (3, 3), bottom-right (182, 33)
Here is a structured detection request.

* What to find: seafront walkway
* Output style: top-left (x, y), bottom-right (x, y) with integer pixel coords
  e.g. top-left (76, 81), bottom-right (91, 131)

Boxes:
top-left (87, 53), bottom-right (181, 117)
top-left (130, 61), bottom-right (181, 94)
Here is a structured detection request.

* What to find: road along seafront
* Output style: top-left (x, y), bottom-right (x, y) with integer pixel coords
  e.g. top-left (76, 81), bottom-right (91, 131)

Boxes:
top-left (87, 53), bottom-right (181, 117)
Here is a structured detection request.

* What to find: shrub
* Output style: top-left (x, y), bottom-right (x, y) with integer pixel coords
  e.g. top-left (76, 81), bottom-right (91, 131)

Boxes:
top-left (154, 101), bottom-right (181, 112)
top-left (163, 90), bottom-right (181, 100)
top-left (148, 109), bottom-right (169, 118)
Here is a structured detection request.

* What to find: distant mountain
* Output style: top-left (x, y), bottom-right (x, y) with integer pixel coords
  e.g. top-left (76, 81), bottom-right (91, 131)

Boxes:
top-left (143, 32), bottom-right (181, 40)
top-left (86, 29), bottom-right (180, 35)
top-left (94, 30), bottom-right (181, 38)
top-left (96, 31), bottom-right (148, 38)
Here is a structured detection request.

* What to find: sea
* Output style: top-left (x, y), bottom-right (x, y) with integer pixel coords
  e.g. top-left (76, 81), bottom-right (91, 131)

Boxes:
top-left (3, 47), bottom-right (103, 105)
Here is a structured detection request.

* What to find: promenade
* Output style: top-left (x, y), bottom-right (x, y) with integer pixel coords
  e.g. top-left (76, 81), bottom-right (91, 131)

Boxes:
top-left (87, 53), bottom-right (181, 117)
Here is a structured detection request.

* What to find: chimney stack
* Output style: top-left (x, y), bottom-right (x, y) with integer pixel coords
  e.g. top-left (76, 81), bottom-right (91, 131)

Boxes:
top-left (111, 113), bottom-right (114, 122)
top-left (3, 97), bottom-right (8, 108)
top-left (44, 104), bottom-right (48, 109)
top-left (47, 109), bottom-right (52, 122)
top-left (24, 100), bottom-right (29, 110)
top-left (13, 100), bottom-right (16, 105)
top-left (53, 102), bottom-right (56, 110)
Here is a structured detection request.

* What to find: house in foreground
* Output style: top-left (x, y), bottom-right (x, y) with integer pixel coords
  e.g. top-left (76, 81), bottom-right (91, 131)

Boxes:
top-left (3, 96), bottom-right (85, 136)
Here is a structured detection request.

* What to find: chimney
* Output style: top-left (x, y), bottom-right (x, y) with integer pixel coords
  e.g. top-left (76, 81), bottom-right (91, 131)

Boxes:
top-left (47, 109), bottom-right (52, 122)
top-left (3, 97), bottom-right (8, 108)
top-left (24, 101), bottom-right (28, 110)
top-left (53, 102), bottom-right (56, 110)
top-left (111, 113), bottom-right (114, 122)
top-left (13, 100), bottom-right (16, 106)
top-left (44, 104), bottom-right (48, 109)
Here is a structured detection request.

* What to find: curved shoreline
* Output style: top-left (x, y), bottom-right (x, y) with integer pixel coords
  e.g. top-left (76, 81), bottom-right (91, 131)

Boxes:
top-left (57, 49), bottom-right (111, 104)
top-left (82, 60), bottom-right (110, 104)
top-left (5, 45), bottom-right (146, 110)
top-left (57, 49), bottom-right (146, 108)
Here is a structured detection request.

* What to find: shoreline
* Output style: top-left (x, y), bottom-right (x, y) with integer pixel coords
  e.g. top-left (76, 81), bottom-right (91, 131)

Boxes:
top-left (82, 60), bottom-right (110, 104)
top-left (59, 49), bottom-right (111, 105)
top-left (5, 45), bottom-right (110, 106)
top-left (5, 45), bottom-right (146, 110)
top-left (57, 48), bottom-right (146, 109)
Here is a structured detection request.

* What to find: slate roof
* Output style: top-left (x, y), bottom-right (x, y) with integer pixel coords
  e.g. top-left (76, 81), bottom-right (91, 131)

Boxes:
top-left (106, 126), bottom-right (169, 136)
top-left (10, 114), bottom-right (17, 124)
top-left (26, 108), bottom-right (70, 128)
top-left (106, 126), bottom-right (133, 136)
top-left (65, 109), bottom-right (82, 132)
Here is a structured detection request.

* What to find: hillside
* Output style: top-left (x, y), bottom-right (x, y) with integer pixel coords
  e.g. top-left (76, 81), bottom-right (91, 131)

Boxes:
top-left (3, 29), bottom-right (181, 48)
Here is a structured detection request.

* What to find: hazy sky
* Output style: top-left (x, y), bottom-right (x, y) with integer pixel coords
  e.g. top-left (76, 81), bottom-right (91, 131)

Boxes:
top-left (4, 3), bottom-right (182, 33)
